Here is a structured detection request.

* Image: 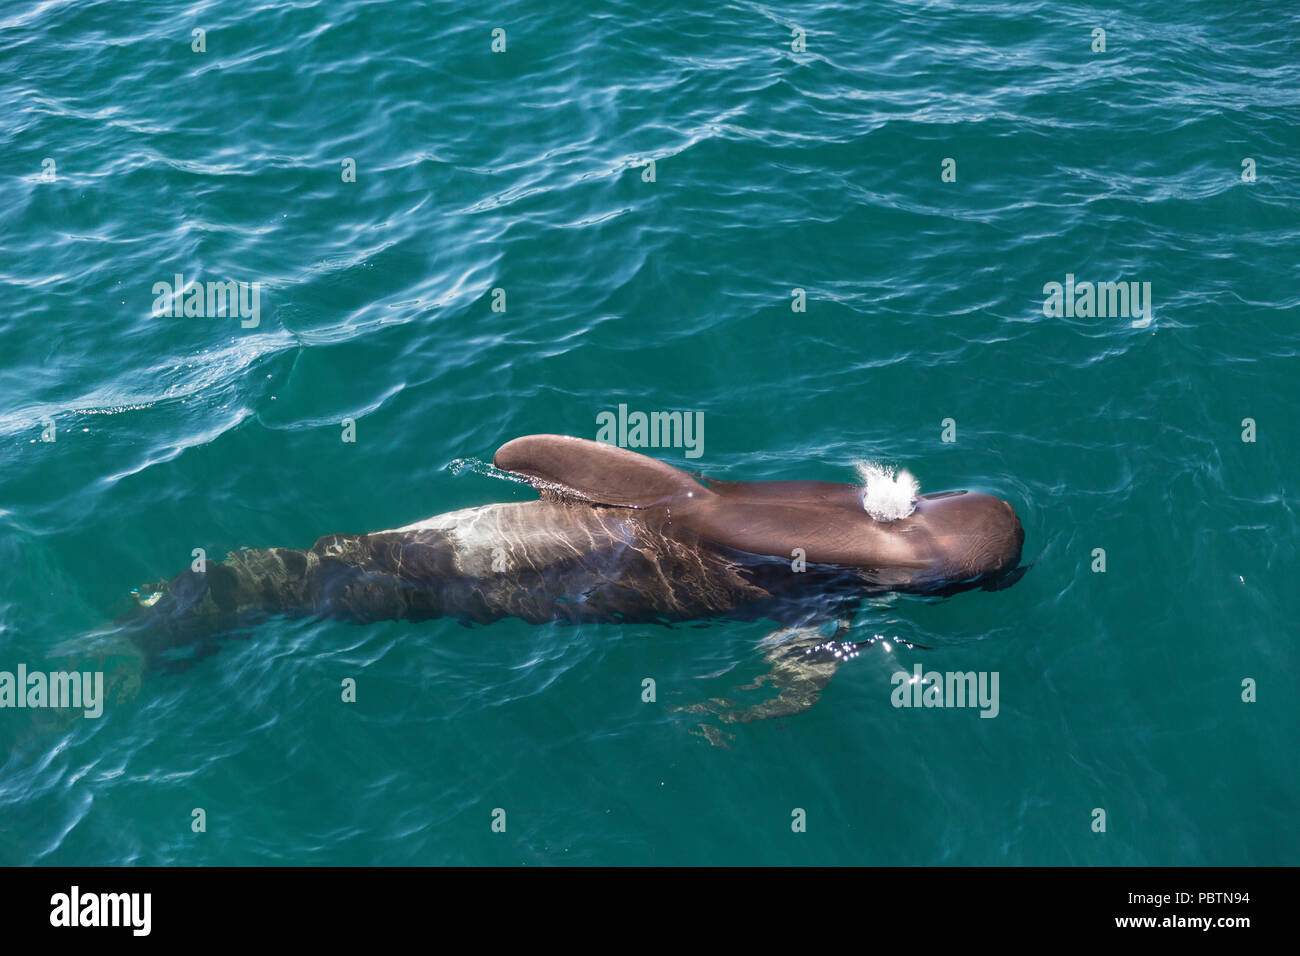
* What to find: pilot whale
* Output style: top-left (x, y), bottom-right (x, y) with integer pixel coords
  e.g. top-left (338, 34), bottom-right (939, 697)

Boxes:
top-left (117, 434), bottom-right (1026, 730)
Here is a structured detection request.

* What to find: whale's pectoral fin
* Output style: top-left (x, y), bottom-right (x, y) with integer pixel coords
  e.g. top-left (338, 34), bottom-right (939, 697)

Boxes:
top-left (677, 621), bottom-right (855, 742)
top-left (493, 434), bottom-right (708, 508)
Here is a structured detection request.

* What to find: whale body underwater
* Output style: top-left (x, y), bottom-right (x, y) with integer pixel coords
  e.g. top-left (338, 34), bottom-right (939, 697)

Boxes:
top-left (123, 435), bottom-right (1027, 681)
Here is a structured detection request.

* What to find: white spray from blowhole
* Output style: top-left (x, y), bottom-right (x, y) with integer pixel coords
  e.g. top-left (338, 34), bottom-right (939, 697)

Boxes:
top-left (855, 460), bottom-right (919, 521)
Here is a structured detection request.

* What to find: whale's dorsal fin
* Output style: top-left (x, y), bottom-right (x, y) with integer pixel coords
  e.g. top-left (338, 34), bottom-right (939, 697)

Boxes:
top-left (493, 434), bottom-right (708, 508)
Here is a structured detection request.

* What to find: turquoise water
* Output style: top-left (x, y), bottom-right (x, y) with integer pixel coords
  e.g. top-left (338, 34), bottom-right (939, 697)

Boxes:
top-left (1, 0), bottom-right (1297, 865)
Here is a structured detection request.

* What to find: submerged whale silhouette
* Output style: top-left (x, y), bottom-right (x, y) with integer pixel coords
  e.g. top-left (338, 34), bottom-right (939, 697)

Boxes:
top-left (119, 434), bottom-right (1027, 731)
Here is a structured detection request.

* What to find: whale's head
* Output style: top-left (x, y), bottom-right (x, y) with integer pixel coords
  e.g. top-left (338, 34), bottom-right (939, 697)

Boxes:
top-left (892, 490), bottom-right (1025, 593)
